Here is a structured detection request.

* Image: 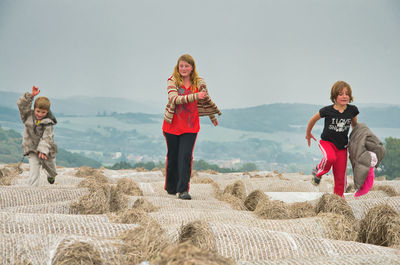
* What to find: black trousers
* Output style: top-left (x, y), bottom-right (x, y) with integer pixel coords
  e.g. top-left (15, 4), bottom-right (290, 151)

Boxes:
top-left (163, 132), bottom-right (197, 194)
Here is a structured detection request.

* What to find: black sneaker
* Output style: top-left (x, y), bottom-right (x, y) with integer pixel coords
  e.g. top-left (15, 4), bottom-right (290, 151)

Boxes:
top-left (311, 166), bottom-right (321, 186)
top-left (178, 192), bottom-right (191, 200)
top-left (47, 176), bottom-right (55, 184)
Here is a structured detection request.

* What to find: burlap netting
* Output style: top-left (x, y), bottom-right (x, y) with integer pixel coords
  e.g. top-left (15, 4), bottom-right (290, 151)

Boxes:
top-left (347, 196), bottom-right (400, 219)
top-left (240, 254), bottom-right (400, 265)
top-left (0, 186), bottom-right (88, 209)
top-left (0, 212), bottom-right (138, 238)
top-left (179, 222), bottom-right (400, 262)
top-left (151, 209), bottom-right (357, 242)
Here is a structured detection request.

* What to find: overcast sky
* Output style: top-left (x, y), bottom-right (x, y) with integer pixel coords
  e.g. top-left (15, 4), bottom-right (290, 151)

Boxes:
top-left (0, 0), bottom-right (399, 111)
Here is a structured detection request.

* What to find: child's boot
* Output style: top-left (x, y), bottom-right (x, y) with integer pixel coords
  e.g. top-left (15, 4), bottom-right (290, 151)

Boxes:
top-left (47, 176), bottom-right (55, 184)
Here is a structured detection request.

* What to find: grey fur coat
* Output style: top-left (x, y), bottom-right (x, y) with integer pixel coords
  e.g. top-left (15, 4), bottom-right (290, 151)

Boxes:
top-left (17, 92), bottom-right (58, 159)
top-left (348, 123), bottom-right (385, 190)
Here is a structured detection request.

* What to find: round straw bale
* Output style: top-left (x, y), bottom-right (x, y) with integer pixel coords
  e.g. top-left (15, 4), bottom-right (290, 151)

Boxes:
top-left (218, 193), bottom-right (247, 210)
top-left (116, 178), bottom-right (143, 196)
top-left (244, 190), bottom-right (269, 211)
top-left (357, 204), bottom-right (400, 247)
top-left (317, 213), bottom-right (358, 241)
top-left (13, 259), bottom-right (33, 265)
top-left (254, 200), bottom-right (291, 220)
top-left (153, 241), bottom-right (235, 265)
top-left (289, 202), bottom-right (316, 218)
top-left (132, 198), bottom-right (158, 212)
top-left (315, 193), bottom-right (355, 221)
top-left (110, 185), bottom-right (129, 212)
top-left (179, 220), bottom-right (216, 253)
top-left (51, 240), bottom-right (104, 265)
top-left (231, 180), bottom-right (246, 200)
top-left (191, 176), bottom-right (214, 184)
top-left (371, 185), bottom-right (399, 197)
top-left (119, 220), bottom-right (168, 264)
top-left (108, 208), bottom-right (150, 224)
top-left (70, 183), bottom-right (111, 214)
top-left (223, 184), bottom-right (234, 195)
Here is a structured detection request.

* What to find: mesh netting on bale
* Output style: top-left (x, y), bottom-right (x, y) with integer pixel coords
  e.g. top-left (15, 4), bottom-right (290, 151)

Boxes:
top-left (371, 185), bottom-right (399, 197)
top-left (0, 212), bottom-right (138, 238)
top-left (1, 234), bottom-right (123, 265)
top-left (1, 201), bottom-right (73, 214)
top-left (345, 190), bottom-right (390, 201)
top-left (374, 181), bottom-right (400, 194)
top-left (315, 193), bottom-right (355, 221)
top-left (0, 186), bottom-right (88, 209)
top-left (102, 169), bottom-right (163, 183)
top-left (178, 221), bottom-right (400, 262)
top-left (128, 196), bottom-right (234, 212)
top-left (242, 254), bottom-right (400, 265)
top-left (347, 196), bottom-right (400, 219)
top-left (152, 210), bottom-right (357, 243)
top-left (243, 178), bottom-right (332, 193)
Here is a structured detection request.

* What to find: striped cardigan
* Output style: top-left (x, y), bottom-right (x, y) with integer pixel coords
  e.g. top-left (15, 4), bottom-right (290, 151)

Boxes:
top-left (163, 77), bottom-right (222, 124)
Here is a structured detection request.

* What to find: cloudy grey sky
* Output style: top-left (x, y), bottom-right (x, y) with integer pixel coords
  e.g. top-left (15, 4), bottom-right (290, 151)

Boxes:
top-left (0, 0), bottom-right (399, 112)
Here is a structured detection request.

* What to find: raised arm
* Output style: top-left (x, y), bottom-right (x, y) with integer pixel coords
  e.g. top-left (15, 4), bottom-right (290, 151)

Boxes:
top-left (16, 86), bottom-right (40, 123)
top-left (305, 112), bottom-right (321, 147)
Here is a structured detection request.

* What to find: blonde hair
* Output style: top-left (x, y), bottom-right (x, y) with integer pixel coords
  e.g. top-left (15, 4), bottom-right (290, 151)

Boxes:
top-left (34, 96), bottom-right (51, 111)
top-left (172, 54), bottom-right (200, 92)
top-left (330, 81), bottom-right (354, 103)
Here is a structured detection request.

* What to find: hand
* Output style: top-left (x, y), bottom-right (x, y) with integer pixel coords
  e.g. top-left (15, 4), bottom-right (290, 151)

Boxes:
top-left (31, 86), bottom-right (40, 97)
top-left (197, 91), bottom-right (207, 100)
top-left (212, 119), bottom-right (218, 126)
top-left (305, 133), bottom-right (317, 147)
top-left (38, 152), bottom-right (48, 160)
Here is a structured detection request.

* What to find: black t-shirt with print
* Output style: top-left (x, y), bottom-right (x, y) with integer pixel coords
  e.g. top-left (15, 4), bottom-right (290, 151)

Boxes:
top-left (319, 104), bottom-right (359, 149)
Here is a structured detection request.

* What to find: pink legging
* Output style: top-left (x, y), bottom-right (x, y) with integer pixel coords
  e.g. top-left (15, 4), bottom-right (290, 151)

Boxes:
top-left (316, 140), bottom-right (348, 196)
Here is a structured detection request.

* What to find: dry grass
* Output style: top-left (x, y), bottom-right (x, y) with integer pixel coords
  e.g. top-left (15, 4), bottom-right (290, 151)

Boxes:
top-left (191, 176), bottom-right (215, 184)
top-left (116, 178), bottom-right (143, 196)
top-left (108, 208), bottom-right (150, 224)
top-left (371, 185), bottom-right (399, 197)
top-left (0, 163), bottom-right (22, 186)
top-left (211, 182), bottom-right (247, 210)
top-left (153, 241), bottom-right (236, 265)
top-left (132, 198), bottom-right (158, 212)
top-left (317, 213), bottom-right (358, 241)
top-left (357, 204), bottom-right (400, 247)
top-left (345, 183), bottom-right (355, 193)
top-left (179, 220), bottom-right (216, 253)
top-left (71, 183), bottom-right (128, 214)
top-left (51, 240), bottom-right (104, 265)
top-left (76, 166), bottom-right (108, 187)
top-left (254, 200), bottom-right (291, 220)
top-left (244, 190), bottom-right (269, 211)
top-left (315, 193), bottom-right (355, 221)
top-left (119, 220), bottom-right (169, 265)
top-left (289, 202), bottom-right (316, 218)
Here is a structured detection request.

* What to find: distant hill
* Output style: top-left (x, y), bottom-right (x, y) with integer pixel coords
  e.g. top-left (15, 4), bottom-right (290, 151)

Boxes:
top-left (0, 90), bottom-right (162, 115)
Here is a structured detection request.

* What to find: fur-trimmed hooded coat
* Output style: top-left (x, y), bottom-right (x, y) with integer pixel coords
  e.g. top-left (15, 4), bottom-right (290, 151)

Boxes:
top-left (348, 123), bottom-right (385, 190)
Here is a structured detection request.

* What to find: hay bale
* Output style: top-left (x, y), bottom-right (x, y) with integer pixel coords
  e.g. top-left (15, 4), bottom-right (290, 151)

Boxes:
top-left (108, 208), bottom-right (150, 224)
top-left (116, 178), bottom-right (143, 196)
top-left (119, 221), bottom-right (169, 264)
top-left (191, 176), bottom-right (214, 184)
top-left (153, 241), bottom-right (235, 265)
top-left (135, 167), bottom-right (148, 172)
top-left (289, 202), bottom-right (316, 218)
top-left (51, 240), bottom-right (104, 265)
top-left (218, 193), bottom-right (247, 210)
top-left (316, 193), bottom-right (355, 221)
top-left (76, 166), bottom-right (108, 185)
top-left (371, 185), bottom-right (399, 197)
top-left (244, 190), bottom-right (269, 211)
top-left (110, 185), bottom-right (129, 212)
top-left (346, 183), bottom-right (355, 193)
top-left (71, 183), bottom-right (111, 214)
top-left (132, 198), bottom-right (158, 212)
top-left (179, 220), bottom-right (216, 253)
top-left (223, 184), bottom-right (234, 195)
top-left (358, 204), bottom-right (400, 247)
top-left (317, 213), bottom-right (358, 241)
top-left (231, 180), bottom-right (246, 200)
top-left (249, 174), bottom-right (264, 178)
top-left (254, 200), bottom-right (291, 220)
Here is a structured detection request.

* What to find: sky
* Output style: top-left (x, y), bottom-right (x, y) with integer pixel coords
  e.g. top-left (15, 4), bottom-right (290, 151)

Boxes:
top-left (0, 0), bottom-right (399, 112)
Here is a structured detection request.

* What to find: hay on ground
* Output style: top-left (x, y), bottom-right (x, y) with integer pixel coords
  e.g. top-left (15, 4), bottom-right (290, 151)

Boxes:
top-left (244, 190), bottom-right (269, 211)
top-left (109, 185), bottom-right (129, 212)
top-left (116, 178), bottom-right (143, 196)
top-left (119, 220), bottom-right (169, 265)
top-left (108, 208), bottom-right (150, 224)
top-left (51, 240), bottom-right (104, 265)
top-left (357, 204), bottom-right (400, 247)
top-left (217, 193), bottom-right (247, 210)
top-left (132, 198), bottom-right (158, 212)
top-left (289, 202), bottom-right (316, 218)
top-left (190, 176), bottom-right (214, 184)
top-left (222, 180), bottom-right (246, 200)
top-left (315, 193), bottom-right (355, 221)
top-left (153, 241), bottom-right (235, 265)
top-left (135, 167), bottom-right (148, 172)
top-left (76, 166), bottom-right (108, 186)
top-left (254, 200), bottom-right (291, 220)
top-left (371, 185), bottom-right (399, 197)
top-left (317, 213), bottom-right (358, 241)
top-left (179, 220), bottom-right (216, 253)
